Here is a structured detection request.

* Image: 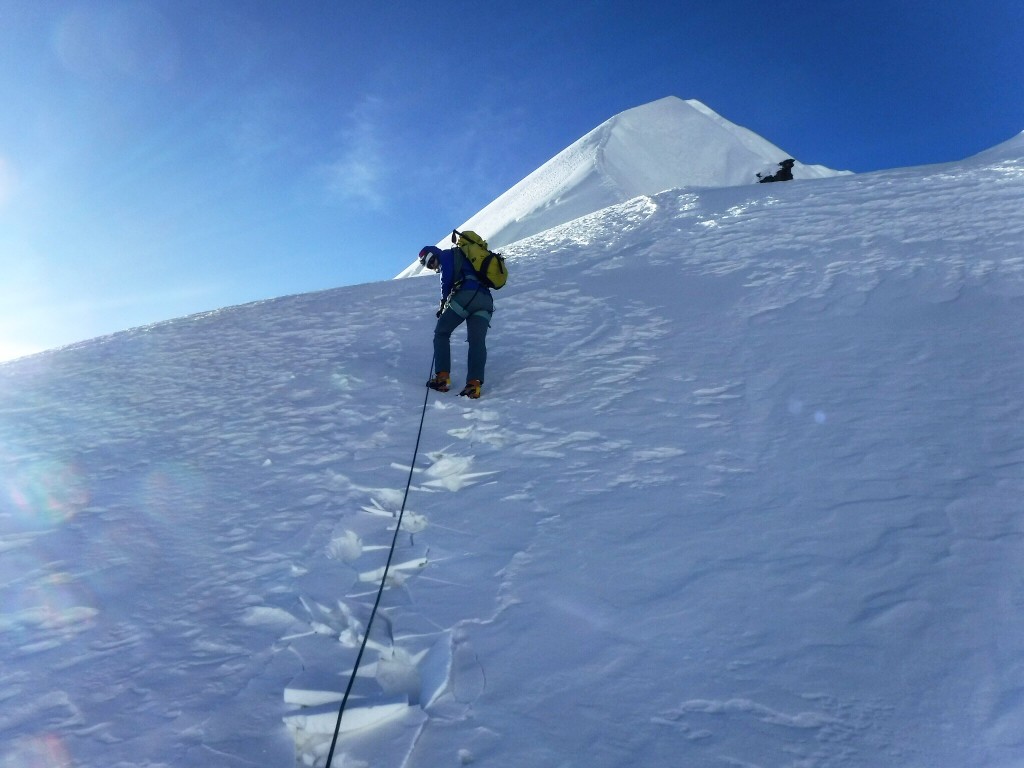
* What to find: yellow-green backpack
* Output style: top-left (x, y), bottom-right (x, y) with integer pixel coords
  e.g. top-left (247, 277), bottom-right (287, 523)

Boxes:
top-left (453, 229), bottom-right (508, 290)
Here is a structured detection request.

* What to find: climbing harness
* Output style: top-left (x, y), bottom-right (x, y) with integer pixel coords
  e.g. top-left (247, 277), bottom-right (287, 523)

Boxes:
top-left (447, 257), bottom-right (492, 326)
top-left (323, 359), bottom-right (435, 768)
top-left (446, 294), bottom-right (492, 325)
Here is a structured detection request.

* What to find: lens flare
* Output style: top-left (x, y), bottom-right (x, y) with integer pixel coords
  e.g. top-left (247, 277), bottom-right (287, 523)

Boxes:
top-left (2, 458), bottom-right (90, 529)
top-left (2, 733), bottom-right (72, 767)
top-left (1, 545), bottom-right (99, 656)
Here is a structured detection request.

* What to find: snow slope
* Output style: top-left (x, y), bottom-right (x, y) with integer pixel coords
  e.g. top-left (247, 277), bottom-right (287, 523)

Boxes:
top-left (397, 96), bottom-right (847, 278)
top-left (1, 135), bottom-right (1024, 767)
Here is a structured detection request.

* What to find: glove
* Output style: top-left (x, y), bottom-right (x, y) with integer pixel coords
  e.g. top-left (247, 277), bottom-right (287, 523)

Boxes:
top-left (436, 299), bottom-right (446, 318)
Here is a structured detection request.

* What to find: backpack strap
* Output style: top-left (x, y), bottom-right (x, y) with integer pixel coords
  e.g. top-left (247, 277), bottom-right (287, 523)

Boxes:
top-left (452, 247), bottom-right (485, 292)
top-left (477, 252), bottom-right (497, 286)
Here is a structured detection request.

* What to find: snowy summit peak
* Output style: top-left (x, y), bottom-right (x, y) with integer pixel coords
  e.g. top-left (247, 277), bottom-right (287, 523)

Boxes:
top-left (398, 96), bottom-right (846, 277)
top-left (587, 96), bottom-right (802, 193)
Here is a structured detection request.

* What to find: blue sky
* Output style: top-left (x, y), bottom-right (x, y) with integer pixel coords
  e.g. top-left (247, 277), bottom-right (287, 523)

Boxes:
top-left (1, 0), bottom-right (1022, 360)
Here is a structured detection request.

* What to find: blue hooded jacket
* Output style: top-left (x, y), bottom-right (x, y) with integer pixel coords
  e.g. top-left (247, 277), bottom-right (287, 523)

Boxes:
top-left (420, 245), bottom-right (488, 302)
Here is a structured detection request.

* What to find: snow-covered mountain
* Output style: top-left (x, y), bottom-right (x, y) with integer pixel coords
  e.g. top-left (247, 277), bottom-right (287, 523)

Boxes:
top-left (2, 124), bottom-right (1024, 768)
top-left (397, 96), bottom-right (847, 277)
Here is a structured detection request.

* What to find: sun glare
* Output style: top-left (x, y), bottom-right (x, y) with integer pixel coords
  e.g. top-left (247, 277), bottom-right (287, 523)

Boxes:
top-left (0, 341), bottom-right (43, 363)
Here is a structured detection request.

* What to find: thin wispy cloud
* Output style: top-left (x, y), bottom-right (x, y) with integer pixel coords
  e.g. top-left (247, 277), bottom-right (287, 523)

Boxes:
top-left (323, 153), bottom-right (385, 209)
top-left (322, 96), bottom-right (391, 209)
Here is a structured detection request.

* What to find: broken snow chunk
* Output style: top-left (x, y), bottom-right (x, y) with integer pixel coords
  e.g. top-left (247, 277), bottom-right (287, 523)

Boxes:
top-left (327, 530), bottom-right (362, 562)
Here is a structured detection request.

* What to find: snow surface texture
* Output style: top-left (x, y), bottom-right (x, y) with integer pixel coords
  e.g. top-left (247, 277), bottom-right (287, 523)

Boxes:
top-left (396, 96), bottom-right (847, 277)
top-left (2, 127), bottom-right (1024, 767)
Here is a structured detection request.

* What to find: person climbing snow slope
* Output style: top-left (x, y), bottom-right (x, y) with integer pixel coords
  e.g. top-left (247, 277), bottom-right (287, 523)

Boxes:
top-left (418, 230), bottom-right (497, 399)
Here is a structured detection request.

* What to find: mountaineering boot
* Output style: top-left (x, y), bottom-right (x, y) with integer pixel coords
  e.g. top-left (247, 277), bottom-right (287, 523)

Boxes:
top-left (459, 380), bottom-right (482, 399)
top-left (426, 371), bottom-right (450, 392)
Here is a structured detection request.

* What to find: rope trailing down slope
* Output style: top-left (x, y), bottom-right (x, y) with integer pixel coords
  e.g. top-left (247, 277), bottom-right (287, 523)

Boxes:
top-left (324, 360), bottom-right (435, 767)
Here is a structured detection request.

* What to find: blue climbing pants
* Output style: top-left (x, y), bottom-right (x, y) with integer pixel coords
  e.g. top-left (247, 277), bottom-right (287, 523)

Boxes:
top-left (433, 288), bottom-right (493, 383)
